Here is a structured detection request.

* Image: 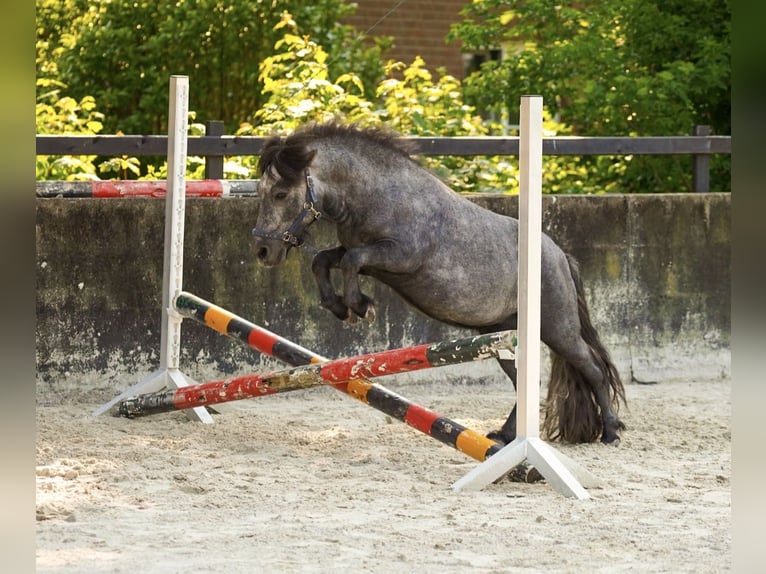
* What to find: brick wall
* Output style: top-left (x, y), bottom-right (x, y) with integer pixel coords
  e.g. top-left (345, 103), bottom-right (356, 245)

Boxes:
top-left (343, 0), bottom-right (467, 78)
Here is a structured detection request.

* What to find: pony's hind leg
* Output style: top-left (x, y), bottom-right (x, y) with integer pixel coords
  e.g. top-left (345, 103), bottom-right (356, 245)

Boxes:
top-left (546, 338), bottom-right (625, 444)
top-left (478, 321), bottom-right (520, 446)
top-left (574, 345), bottom-right (626, 444)
top-left (539, 252), bottom-right (626, 444)
top-left (487, 358), bottom-right (518, 445)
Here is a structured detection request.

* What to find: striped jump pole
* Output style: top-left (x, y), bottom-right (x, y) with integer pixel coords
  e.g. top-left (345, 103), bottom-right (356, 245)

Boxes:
top-left (175, 291), bottom-right (320, 366)
top-left (36, 179), bottom-right (259, 198)
top-left (166, 291), bottom-right (515, 462)
top-left (113, 330), bottom-right (515, 418)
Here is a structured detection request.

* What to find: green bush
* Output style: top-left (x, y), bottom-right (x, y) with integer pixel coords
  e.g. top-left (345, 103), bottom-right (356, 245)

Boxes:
top-left (448, 0), bottom-right (730, 192)
top-left (36, 3), bottom-right (729, 193)
top-left (36, 88), bottom-right (102, 181)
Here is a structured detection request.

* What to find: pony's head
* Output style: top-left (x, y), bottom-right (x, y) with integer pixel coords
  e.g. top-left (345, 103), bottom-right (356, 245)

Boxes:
top-left (251, 132), bottom-right (318, 267)
top-left (251, 120), bottom-right (418, 266)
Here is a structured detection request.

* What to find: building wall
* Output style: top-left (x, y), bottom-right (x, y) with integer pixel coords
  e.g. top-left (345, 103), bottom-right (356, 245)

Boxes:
top-left (343, 0), bottom-right (467, 78)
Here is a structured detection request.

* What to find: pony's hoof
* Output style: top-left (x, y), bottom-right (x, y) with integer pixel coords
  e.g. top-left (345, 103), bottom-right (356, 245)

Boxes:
top-left (600, 432), bottom-right (621, 446)
top-left (525, 466), bottom-right (544, 483)
top-left (601, 421), bottom-right (624, 445)
top-left (504, 466), bottom-right (528, 483)
top-left (364, 305), bottom-right (376, 323)
top-left (503, 463), bottom-right (544, 484)
top-left (345, 312), bottom-right (359, 325)
top-left (486, 431), bottom-right (510, 446)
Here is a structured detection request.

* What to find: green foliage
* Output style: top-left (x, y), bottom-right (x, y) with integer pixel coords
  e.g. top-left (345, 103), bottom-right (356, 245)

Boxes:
top-left (229, 16), bottom-right (631, 194)
top-left (242, 13), bottom-right (376, 133)
top-left (449, 0), bottom-right (731, 192)
top-left (235, 16), bottom-right (521, 193)
top-left (99, 156), bottom-right (141, 179)
top-left (36, 1), bottom-right (730, 193)
top-left (35, 90), bottom-right (103, 180)
top-left (36, 0), bottom-right (388, 135)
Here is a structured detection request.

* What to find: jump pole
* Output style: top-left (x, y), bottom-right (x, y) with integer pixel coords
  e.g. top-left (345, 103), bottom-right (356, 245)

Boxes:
top-left (93, 76), bottom-right (213, 422)
top-left (452, 96), bottom-right (599, 497)
top-left (122, 291), bottom-right (512, 462)
top-left (112, 330), bottom-right (515, 417)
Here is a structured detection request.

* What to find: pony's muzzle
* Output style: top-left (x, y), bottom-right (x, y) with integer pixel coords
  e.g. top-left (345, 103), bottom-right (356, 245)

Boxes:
top-left (252, 233), bottom-right (289, 267)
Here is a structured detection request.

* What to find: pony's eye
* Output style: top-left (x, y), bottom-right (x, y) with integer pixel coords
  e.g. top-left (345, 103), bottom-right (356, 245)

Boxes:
top-left (274, 191), bottom-right (288, 200)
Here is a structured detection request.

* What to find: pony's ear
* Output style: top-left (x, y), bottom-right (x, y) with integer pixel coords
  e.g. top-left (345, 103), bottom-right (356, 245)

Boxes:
top-left (258, 137), bottom-right (316, 182)
top-left (257, 135), bottom-right (284, 177)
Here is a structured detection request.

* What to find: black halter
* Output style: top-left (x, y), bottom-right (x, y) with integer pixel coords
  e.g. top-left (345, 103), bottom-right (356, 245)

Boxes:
top-left (251, 168), bottom-right (322, 247)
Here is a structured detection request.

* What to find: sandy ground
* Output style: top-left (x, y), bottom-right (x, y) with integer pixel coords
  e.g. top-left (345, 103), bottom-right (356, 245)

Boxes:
top-left (36, 377), bottom-right (730, 573)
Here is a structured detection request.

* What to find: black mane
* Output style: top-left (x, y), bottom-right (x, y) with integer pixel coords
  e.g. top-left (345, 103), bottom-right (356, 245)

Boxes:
top-left (258, 121), bottom-right (418, 182)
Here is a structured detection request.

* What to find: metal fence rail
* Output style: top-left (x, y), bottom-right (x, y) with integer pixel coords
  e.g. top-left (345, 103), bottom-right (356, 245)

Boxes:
top-left (36, 123), bottom-right (731, 192)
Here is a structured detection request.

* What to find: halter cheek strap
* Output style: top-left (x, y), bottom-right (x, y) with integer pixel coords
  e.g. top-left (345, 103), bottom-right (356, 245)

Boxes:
top-left (282, 170), bottom-right (321, 246)
top-left (252, 168), bottom-right (322, 247)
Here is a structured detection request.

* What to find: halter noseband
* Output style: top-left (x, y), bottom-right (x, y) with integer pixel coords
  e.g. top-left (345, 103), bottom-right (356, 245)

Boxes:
top-left (251, 168), bottom-right (322, 247)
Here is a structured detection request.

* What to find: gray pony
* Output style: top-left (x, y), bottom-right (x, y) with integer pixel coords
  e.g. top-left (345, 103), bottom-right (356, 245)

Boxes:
top-left (252, 121), bottom-right (626, 445)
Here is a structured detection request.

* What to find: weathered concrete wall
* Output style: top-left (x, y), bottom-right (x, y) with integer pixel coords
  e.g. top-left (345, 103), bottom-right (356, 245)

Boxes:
top-left (35, 193), bottom-right (730, 403)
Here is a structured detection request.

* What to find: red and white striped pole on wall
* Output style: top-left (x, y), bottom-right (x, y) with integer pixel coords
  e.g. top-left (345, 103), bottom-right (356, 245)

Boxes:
top-left (36, 179), bottom-right (259, 198)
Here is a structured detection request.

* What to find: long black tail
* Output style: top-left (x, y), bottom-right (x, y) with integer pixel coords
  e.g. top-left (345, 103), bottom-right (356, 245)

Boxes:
top-left (542, 254), bottom-right (626, 443)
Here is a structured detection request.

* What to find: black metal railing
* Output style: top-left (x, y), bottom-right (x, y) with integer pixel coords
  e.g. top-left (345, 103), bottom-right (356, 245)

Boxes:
top-left (36, 122), bottom-right (731, 192)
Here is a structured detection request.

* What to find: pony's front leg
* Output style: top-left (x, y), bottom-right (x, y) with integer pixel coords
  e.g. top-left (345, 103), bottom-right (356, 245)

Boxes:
top-left (311, 247), bottom-right (350, 321)
top-left (341, 258), bottom-right (377, 323)
top-left (339, 240), bottom-right (416, 323)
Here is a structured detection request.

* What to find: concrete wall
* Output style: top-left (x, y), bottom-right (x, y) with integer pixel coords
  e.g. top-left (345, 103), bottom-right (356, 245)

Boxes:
top-left (35, 193), bottom-right (730, 404)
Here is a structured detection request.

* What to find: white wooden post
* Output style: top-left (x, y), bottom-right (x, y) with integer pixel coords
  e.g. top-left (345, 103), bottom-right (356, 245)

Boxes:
top-left (93, 76), bottom-right (213, 423)
top-left (453, 96), bottom-right (597, 497)
top-left (160, 74), bottom-right (190, 373)
top-left (516, 94), bottom-right (543, 441)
